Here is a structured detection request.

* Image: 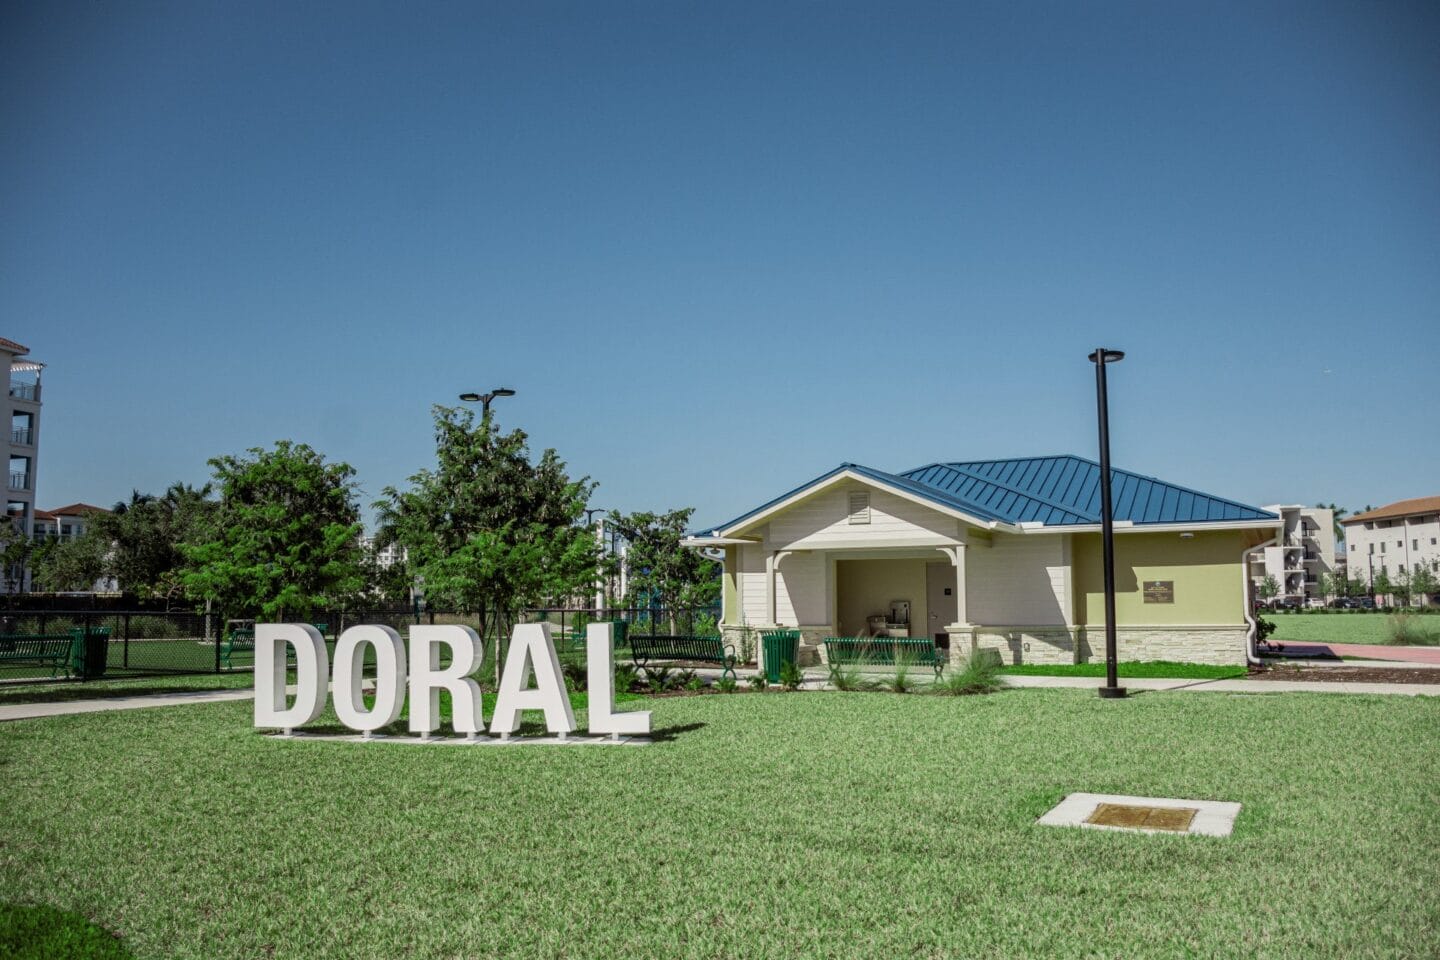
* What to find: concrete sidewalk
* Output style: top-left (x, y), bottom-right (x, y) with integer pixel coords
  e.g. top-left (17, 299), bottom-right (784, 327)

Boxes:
top-left (691, 666), bottom-right (1440, 697)
top-left (2, 666), bottom-right (1436, 723)
top-left (0, 681), bottom-right (371, 723)
top-left (0, 687), bottom-right (257, 722)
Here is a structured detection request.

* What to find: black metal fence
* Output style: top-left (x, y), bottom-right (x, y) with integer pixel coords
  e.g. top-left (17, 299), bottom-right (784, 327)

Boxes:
top-left (0, 605), bottom-right (722, 686)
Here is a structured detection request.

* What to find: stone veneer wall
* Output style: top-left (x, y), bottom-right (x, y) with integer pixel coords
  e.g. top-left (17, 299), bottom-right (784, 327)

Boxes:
top-left (719, 624), bottom-right (831, 667)
top-left (1077, 626), bottom-right (1248, 666)
top-left (947, 625), bottom-right (1249, 667)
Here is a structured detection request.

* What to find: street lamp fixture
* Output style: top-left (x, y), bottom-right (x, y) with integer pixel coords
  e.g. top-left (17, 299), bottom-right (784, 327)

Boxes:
top-left (458, 388), bottom-right (517, 417)
top-left (1089, 347), bottom-right (1126, 700)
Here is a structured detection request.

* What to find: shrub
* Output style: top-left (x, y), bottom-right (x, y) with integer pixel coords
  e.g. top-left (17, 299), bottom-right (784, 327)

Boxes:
top-left (684, 674), bottom-right (705, 692)
top-left (747, 673), bottom-right (768, 692)
top-left (1256, 616), bottom-right (1277, 644)
top-left (778, 660), bottom-right (803, 691)
top-left (716, 675), bottom-right (738, 694)
top-left (561, 660), bottom-right (587, 693)
top-left (613, 663), bottom-right (641, 694)
top-left (934, 652), bottom-right (1004, 696)
top-left (829, 662), bottom-right (878, 692)
top-left (645, 664), bottom-right (674, 693)
top-left (1387, 614), bottom-right (1439, 646)
top-left (885, 656), bottom-right (915, 694)
top-left (674, 668), bottom-right (698, 690)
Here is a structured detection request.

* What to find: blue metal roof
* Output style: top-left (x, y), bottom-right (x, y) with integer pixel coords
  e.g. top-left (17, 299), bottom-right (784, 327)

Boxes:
top-left (706, 455), bottom-right (1276, 534)
top-left (899, 456), bottom-right (1277, 526)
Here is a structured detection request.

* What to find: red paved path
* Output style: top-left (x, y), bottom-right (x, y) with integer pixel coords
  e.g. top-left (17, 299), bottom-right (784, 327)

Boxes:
top-left (1311, 642), bottom-right (1440, 664)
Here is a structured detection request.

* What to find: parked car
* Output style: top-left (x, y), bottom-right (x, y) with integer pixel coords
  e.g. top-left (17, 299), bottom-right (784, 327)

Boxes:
top-left (1305, 597), bottom-right (1327, 609)
top-left (1356, 596), bottom-right (1376, 609)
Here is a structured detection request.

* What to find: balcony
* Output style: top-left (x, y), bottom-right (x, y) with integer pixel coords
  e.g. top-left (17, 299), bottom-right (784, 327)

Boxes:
top-left (10, 428), bottom-right (32, 446)
top-left (8, 472), bottom-right (28, 491)
top-left (8, 382), bottom-right (38, 402)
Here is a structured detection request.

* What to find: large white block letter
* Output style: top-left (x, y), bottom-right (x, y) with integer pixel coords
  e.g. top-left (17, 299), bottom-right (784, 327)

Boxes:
top-left (586, 622), bottom-right (650, 738)
top-left (333, 625), bottom-right (407, 734)
top-left (490, 622), bottom-right (576, 736)
top-left (254, 623), bottom-right (328, 732)
top-left (408, 625), bottom-right (484, 736)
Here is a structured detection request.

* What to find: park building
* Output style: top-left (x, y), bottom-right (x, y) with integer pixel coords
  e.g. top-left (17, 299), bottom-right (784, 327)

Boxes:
top-left (1341, 497), bottom-right (1440, 598)
top-left (1246, 505), bottom-right (1336, 604)
top-left (2, 337), bottom-right (44, 593)
top-left (685, 455), bottom-right (1283, 667)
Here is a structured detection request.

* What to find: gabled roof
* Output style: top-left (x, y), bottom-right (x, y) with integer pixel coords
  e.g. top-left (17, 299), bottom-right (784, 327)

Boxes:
top-left (1342, 496), bottom-right (1440, 525)
top-left (0, 337), bottom-right (29, 355)
top-left (44, 503), bottom-right (111, 517)
top-left (703, 455), bottom-right (1276, 537)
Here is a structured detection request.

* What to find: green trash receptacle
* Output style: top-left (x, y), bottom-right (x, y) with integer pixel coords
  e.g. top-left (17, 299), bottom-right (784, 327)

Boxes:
top-left (761, 629), bottom-right (801, 684)
top-left (70, 627), bottom-right (112, 680)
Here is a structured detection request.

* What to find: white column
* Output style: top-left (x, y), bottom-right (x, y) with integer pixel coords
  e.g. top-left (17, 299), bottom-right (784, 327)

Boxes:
top-left (940, 545), bottom-right (970, 627)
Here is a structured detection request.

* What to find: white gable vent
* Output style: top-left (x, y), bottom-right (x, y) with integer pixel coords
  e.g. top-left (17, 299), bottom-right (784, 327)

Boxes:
top-left (848, 491), bottom-right (871, 525)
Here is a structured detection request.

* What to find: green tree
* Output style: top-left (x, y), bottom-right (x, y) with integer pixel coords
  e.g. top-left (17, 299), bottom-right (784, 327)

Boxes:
top-left (1316, 571), bottom-right (1334, 601)
top-left (31, 532), bottom-right (108, 592)
top-left (91, 484), bottom-right (216, 603)
top-left (607, 507), bottom-right (720, 631)
top-left (1411, 562), bottom-right (1438, 607)
top-left (1316, 503), bottom-right (1347, 546)
top-left (1373, 569), bottom-right (1393, 606)
top-left (181, 441), bottom-right (366, 620)
top-left (1258, 573), bottom-right (1280, 603)
top-left (375, 406), bottom-right (598, 646)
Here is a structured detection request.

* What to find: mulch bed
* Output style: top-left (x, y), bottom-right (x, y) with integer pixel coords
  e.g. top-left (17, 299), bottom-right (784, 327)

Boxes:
top-left (1251, 665), bottom-right (1440, 685)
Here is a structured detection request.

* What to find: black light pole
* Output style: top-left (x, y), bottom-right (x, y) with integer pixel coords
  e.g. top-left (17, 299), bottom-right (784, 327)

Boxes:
top-left (1089, 348), bottom-right (1127, 699)
top-left (458, 387), bottom-right (516, 419)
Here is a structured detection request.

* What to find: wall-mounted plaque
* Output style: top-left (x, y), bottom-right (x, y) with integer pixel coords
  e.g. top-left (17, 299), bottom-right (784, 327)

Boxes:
top-left (1143, 580), bottom-right (1174, 603)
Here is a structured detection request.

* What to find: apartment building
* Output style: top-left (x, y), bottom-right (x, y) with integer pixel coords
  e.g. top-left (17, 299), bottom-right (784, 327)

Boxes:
top-left (360, 536), bottom-right (407, 569)
top-left (32, 503), bottom-right (110, 542)
top-left (1341, 497), bottom-right (1440, 596)
top-left (1249, 504), bottom-right (1335, 603)
top-left (2, 337), bottom-right (43, 592)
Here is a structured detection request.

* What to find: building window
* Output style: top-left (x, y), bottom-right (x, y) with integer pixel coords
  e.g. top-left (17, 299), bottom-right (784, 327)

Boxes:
top-left (1399, 564), bottom-right (1406, 573)
top-left (1369, 544), bottom-right (1375, 555)
top-left (1415, 540), bottom-right (1420, 551)
top-left (1397, 540), bottom-right (1403, 548)
top-left (1381, 542), bottom-right (1386, 553)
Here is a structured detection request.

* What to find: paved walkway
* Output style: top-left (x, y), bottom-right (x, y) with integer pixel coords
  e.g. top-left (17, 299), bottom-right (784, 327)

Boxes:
top-left (1275, 642), bottom-right (1440, 665)
top-left (2, 665), bottom-right (1436, 723)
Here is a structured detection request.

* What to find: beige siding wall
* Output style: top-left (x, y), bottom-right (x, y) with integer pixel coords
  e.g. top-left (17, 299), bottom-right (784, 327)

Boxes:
top-left (967, 533), bottom-right (1069, 626)
top-left (777, 552), bottom-right (827, 625)
top-left (738, 543), bottom-right (768, 624)
top-left (766, 481), bottom-right (960, 549)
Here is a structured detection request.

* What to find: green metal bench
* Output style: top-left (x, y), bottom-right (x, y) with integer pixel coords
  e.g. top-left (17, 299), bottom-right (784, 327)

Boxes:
top-left (823, 637), bottom-right (946, 678)
top-left (631, 634), bottom-right (736, 681)
top-left (0, 633), bottom-right (80, 679)
top-left (221, 628), bottom-right (254, 669)
top-left (221, 623), bottom-right (329, 669)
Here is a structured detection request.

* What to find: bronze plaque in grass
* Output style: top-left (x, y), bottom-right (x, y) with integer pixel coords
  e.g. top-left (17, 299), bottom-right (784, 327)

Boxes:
top-left (1086, 803), bottom-right (1199, 832)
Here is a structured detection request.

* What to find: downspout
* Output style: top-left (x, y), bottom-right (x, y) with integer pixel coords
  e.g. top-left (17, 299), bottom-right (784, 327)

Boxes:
top-left (1242, 536), bottom-right (1278, 666)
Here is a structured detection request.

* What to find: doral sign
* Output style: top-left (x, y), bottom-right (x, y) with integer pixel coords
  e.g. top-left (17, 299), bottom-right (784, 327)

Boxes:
top-left (254, 621), bottom-right (650, 741)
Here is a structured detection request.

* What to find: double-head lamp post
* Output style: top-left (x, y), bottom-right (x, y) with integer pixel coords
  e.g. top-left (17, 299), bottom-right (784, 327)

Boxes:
top-left (458, 387), bottom-right (516, 419)
top-left (458, 387), bottom-right (516, 686)
top-left (1089, 348), bottom-right (1127, 700)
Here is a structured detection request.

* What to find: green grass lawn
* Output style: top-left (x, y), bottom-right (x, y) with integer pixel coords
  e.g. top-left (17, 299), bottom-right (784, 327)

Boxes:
top-left (999, 661), bottom-right (1247, 679)
top-left (3, 690), bottom-right (1438, 959)
top-left (1265, 612), bottom-right (1439, 645)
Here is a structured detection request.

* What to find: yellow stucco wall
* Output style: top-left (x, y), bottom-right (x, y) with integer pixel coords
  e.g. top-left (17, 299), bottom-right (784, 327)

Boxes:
top-left (835, 559), bottom-right (929, 637)
top-left (1071, 529), bottom-right (1266, 626)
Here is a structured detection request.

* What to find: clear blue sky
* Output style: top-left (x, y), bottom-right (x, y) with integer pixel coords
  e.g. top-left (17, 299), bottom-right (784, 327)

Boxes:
top-left (3, 1), bottom-right (1437, 529)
